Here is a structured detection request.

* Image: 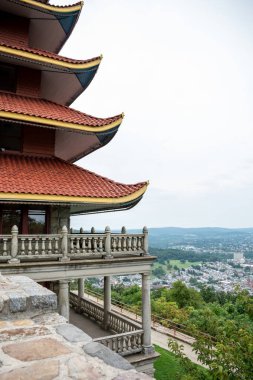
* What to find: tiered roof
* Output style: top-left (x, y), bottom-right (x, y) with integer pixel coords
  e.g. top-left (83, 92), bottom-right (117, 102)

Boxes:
top-left (0, 154), bottom-right (147, 213)
top-left (0, 0), bottom-right (83, 53)
top-left (0, 0), bottom-right (148, 212)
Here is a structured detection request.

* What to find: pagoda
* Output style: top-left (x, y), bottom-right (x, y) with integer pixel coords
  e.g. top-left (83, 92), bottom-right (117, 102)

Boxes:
top-left (0, 1), bottom-right (156, 372)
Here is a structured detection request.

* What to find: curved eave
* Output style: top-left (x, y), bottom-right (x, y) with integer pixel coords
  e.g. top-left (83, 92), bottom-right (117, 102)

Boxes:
top-left (0, 111), bottom-right (123, 133)
top-left (20, 0), bottom-right (83, 13)
top-left (0, 45), bottom-right (102, 70)
top-left (1, 1), bottom-right (83, 53)
top-left (0, 184), bottom-right (148, 206)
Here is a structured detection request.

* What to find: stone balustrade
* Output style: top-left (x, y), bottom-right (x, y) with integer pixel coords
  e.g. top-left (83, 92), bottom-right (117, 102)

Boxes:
top-left (0, 225), bottom-right (148, 263)
top-left (93, 330), bottom-right (144, 356)
top-left (69, 292), bottom-right (143, 357)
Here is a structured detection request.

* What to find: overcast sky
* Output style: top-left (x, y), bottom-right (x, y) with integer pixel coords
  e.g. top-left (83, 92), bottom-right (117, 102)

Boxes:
top-left (52, 0), bottom-right (253, 229)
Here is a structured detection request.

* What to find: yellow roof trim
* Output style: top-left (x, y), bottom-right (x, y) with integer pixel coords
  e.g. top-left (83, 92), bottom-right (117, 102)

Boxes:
top-left (20, 0), bottom-right (83, 13)
top-left (0, 45), bottom-right (101, 70)
top-left (0, 111), bottom-right (123, 133)
top-left (0, 185), bottom-right (148, 204)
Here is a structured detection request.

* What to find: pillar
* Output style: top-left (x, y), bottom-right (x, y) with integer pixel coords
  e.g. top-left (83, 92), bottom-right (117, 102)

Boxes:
top-left (78, 278), bottom-right (84, 298)
top-left (142, 272), bottom-right (154, 354)
top-left (58, 280), bottom-right (69, 321)
top-left (103, 276), bottom-right (111, 329)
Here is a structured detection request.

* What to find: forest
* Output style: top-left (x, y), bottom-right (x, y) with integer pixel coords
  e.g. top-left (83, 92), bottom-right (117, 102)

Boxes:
top-left (87, 280), bottom-right (253, 379)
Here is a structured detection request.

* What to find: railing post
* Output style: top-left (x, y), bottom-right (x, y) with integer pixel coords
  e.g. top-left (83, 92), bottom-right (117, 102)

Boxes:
top-left (80, 227), bottom-right (84, 234)
top-left (104, 226), bottom-right (112, 259)
top-left (60, 226), bottom-right (70, 262)
top-left (58, 280), bottom-right (69, 321)
top-left (9, 225), bottom-right (20, 263)
top-left (121, 226), bottom-right (126, 234)
top-left (91, 226), bottom-right (96, 234)
top-left (142, 272), bottom-right (154, 354)
top-left (103, 276), bottom-right (111, 330)
top-left (143, 226), bottom-right (149, 256)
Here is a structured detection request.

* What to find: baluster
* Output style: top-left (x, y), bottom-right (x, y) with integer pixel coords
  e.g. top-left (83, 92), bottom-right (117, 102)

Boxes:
top-left (80, 227), bottom-right (84, 234)
top-left (118, 337), bottom-right (122, 353)
top-left (91, 227), bottom-right (96, 234)
top-left (87, 237), bottom-right (92, 253)
top-left (35, 238), bottom-right (39, 255)
top-left (137, 236), bottom-right (142, 250)
top-left (132, 334), bottom-right (137, 349)
top-left (127, 335), bottom-right (131, 351)
top-left (133, 236), bottom-right (137, 251)
top-left (122, 337), bottom-right (127, 352)
top-left (93, 236), bottom-right (98, 253)
top-left (81, 237), bottom-right (87, 253)
top-left (122, 236), bottom-right (127, 251)
top-left (28, 238), bottom-right (32, 256)
top-left (76, 238), bottom-right (80, 254)
top-left (70, 237), bottom-right (74, 254)
top-left (20, 238), bottom-right (25, 256)
top-left (112, 237), bottom-right (116, 252)
top-left (112, 338), bottom-right (116, 352)
top-left (3, 238), bottom-right (7, 256)
top-left (48, 238), bottom-right (52, 255)
top-left (55, 238), bottom-right (59, 255)
top-left (41, 238), bottom-right (46, 255)
top-left (98, 238), bottom-right (103, 253)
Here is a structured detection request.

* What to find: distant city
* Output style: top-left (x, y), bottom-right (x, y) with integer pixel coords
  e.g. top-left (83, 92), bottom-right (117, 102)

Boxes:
top-left (87, 227), bottom-right (253, 294)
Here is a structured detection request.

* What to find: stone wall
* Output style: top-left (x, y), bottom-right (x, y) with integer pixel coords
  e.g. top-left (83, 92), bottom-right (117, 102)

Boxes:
top-left (0, 274), bottom-right (152, 380)
top-left (50, 206), bottom-right (71, 234)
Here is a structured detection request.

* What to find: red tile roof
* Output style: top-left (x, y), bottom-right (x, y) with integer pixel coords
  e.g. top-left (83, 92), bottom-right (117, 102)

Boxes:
top-left (0, 154), bottom-right (147, 199)
top-left (0, 41), bottom-right (99, 65)
top-left (0, 92), bottom-right (122, 128)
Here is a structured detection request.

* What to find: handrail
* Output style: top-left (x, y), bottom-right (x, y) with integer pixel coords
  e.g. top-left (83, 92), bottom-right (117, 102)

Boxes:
top-left (0, 225), bottom-right (149, 263)
top-left (83, 287), bottom-right (216, 342)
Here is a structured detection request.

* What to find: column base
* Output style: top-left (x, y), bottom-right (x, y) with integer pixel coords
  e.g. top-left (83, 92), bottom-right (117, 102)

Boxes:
top-left (59, 257), bottom-right (70, 262)
top-left (142, 345), bottom-right (155, 355)
top-left (8, 258), bottom-right (20, 264)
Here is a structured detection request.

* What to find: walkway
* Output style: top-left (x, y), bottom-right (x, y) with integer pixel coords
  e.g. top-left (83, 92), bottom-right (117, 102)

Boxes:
top-left (69, 309), bottom-right (108, 339)
top-left (71, 291), bottom-right (203, 366)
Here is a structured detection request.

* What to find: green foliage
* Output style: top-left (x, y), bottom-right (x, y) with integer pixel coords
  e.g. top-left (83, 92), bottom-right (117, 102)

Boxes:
top-left (150, 247), bottom-right (233, 264)
top-left (154, 344), bottom-right (186, 379)
top-left (153, 265), bottom-right (166, 278)
top-left (168, 340), bottom-right (211, 380)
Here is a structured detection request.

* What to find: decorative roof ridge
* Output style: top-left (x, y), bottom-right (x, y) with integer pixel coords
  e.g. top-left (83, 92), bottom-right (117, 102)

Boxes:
top-left (13, 0), bottom-right (83, 12)
top-left (0, 41), bottom-right (101, 67)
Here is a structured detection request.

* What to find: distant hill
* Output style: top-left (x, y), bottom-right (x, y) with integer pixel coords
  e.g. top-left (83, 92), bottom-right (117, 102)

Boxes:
top-left (129, 227), bottom-right (253, 249)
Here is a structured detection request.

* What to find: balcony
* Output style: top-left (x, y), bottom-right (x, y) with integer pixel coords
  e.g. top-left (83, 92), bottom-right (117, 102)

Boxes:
top-left (0, 225), bottom-right (149, 263)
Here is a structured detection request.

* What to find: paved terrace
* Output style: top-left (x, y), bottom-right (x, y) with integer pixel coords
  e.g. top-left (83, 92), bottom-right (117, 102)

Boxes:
top-left (0, 275), bottom-right (151, 380)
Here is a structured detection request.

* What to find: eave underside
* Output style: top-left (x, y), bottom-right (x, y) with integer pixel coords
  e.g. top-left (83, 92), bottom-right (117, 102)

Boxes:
top-left (0, 0), bottom-right (82, 53)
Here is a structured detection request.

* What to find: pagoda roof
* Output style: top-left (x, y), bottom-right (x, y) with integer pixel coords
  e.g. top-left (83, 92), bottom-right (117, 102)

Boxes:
top-left (0, 0), bottom-right (83, 53)
top-left (0, 42), bottom-right (101, 105)
top-left (0, 154), bottom-right (148, 213)
top-left (0, 92), bottom-right (123, 133)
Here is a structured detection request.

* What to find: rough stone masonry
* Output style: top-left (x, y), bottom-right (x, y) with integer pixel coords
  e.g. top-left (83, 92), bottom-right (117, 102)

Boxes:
top-left (0, 274), bottom-right (152, 380)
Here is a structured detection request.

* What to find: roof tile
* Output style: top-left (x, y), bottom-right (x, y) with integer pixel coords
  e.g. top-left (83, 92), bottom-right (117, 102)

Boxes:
top-left (0, 92), bottom-right (122, 127)
top-left (0, 154), bottom-right (146, 199)
top-left (0, 41), bottom-right (99, 65)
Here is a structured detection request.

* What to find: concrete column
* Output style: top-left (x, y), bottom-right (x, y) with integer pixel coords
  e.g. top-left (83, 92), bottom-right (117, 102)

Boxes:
top-left (58, 280), bottom-right (69, 321)
top-left (78, 278), bottom-right (84, 298)
top-left (103, 276), bottom-right (111, 329)
top-left (142, 272), bottom-right (154, 354)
